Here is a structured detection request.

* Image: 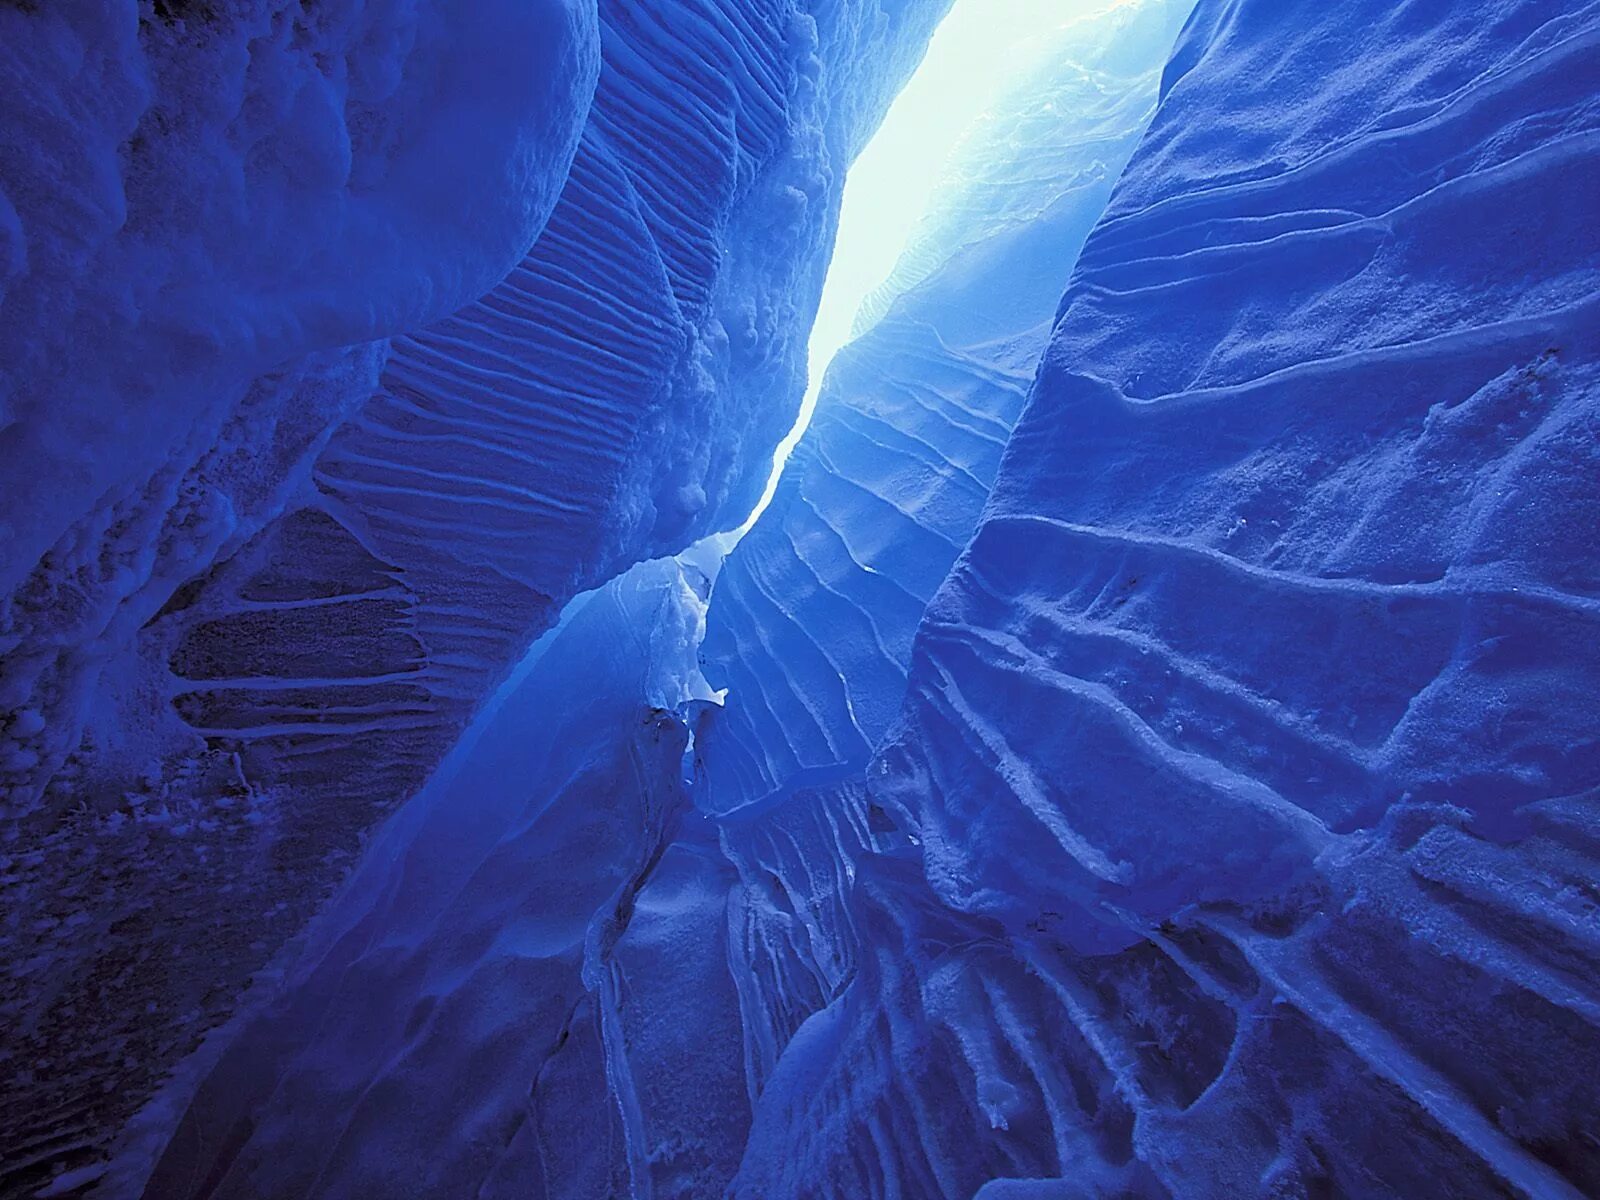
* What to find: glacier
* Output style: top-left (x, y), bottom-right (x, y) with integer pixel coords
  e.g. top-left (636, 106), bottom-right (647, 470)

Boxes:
top-left (2, 0), bottom-right (1598, 1197)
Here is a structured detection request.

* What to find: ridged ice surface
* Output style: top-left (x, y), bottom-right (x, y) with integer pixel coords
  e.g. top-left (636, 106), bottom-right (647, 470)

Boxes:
top-left (851, 0), bottom-right (1600, 1194)
top-left (694, 319), bottom-right (1030, 813)
top-left (155, 0), bottom-right (842, 837)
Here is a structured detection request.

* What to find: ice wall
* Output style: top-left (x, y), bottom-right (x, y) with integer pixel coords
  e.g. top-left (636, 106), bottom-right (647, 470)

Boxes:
top-left (0, 1), bottom-right (949, 1193)
top-left (8, 0), bottom-right (1598, 1195)
top-left (702, 22), bottom-right (1204, 1185)
top-left (862, 0), bottom-right (1600, 1194)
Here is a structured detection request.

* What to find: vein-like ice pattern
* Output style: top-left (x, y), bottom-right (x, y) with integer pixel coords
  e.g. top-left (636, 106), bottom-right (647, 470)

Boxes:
top-left (0, 0), bottom-right (948, 1190)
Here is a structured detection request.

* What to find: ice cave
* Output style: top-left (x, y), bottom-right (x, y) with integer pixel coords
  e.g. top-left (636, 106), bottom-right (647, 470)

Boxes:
top-left (1, 1), bottom-right (1598, 1197)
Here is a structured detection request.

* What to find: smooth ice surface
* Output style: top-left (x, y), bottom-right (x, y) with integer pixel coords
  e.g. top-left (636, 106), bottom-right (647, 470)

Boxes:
top-left (133, 557), bottom-right (730, 1198)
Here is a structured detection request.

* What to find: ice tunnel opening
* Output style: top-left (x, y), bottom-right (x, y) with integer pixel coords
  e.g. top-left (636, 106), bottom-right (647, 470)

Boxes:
top-left (470, 0), bottom-right (1198, 744)
top-left (726, 0), bottom-right (1153, 547)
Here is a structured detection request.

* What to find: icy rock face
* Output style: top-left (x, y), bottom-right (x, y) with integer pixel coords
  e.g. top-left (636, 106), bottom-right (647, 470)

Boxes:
top-left (0, 0), bottom-right (947, 1192)
top-left (849, 0), bottom-right (1600, 1194)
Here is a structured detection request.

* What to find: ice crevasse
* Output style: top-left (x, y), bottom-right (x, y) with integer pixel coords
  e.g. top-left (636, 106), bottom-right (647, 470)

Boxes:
top-left (2, 0), bottom-right (1599, 1197)
top-left (124, 3), bottom-right (1201, 1196)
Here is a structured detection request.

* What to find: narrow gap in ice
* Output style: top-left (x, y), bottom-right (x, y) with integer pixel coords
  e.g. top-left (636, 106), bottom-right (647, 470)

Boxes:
top-left (476, 0), bottom-right (1156, 742)
top-left (720, 0), bottom-right (1109, 548)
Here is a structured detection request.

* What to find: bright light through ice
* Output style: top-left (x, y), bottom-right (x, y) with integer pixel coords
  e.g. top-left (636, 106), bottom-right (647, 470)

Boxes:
top-left (726, 0), bottom-right (1140, 544)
